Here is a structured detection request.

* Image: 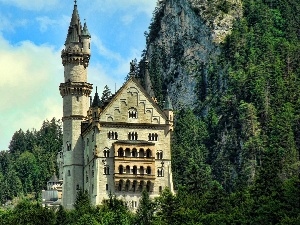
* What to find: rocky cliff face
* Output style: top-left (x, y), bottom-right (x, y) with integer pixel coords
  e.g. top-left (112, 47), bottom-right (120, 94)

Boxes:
top-left (143, 0), bottom-right (242, 110)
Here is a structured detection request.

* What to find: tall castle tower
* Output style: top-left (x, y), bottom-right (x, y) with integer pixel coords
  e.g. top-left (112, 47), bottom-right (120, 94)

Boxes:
top-left (59, 1), bottom-right (92, 209)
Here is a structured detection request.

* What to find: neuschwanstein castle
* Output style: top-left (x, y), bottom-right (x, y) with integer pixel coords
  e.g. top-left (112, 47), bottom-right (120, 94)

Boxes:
top-left (56, 2), bottom-right (174, 209)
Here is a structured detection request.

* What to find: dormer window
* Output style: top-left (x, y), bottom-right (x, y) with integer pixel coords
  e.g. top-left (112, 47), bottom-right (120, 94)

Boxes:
top-left (128, 108), bottom-right (137, 119)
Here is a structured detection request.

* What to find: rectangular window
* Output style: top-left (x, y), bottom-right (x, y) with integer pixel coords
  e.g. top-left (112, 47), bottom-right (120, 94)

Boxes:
top-left (68, 170), bottom-right (71, 176)
top-left (106, 184), bottom-right (108, 191)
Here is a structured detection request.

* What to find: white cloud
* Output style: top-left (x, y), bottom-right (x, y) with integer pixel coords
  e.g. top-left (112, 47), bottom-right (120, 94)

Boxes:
top-left (36, 16), bottom-right (58, 32)
top-left (0, 35), bottom-right (62, 150)
top-left (0, 14), bottom-right (28, 33)
top-left (88, 0), bottom-right (157, 17)
top-left (121, 14), bottom-right (135, 25)
top-left (0, 0), bottom-right (60, 11)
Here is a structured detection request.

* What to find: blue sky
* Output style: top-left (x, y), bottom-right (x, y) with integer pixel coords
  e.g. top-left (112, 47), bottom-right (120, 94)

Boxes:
top-left (0, 0), bottom-right (157, 150)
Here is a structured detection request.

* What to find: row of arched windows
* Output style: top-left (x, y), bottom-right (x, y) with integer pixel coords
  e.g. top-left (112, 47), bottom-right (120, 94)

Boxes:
top-left (118, 165), bottom-right (152, 175)
top-left (108, 131), bottom-right (118, 140)
top-left (148, 133), bottom-right (158, 141)
top-left (117, 147), bottom-right (152, 158)
top-left (128, 132), bottom-right (138, 140)
top-left (117, 179), bottom-right (152, 192)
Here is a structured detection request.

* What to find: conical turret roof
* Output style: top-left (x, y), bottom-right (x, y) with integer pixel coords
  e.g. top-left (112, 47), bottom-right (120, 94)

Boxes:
top-left (92, 87), bottom-right (103, 107)
top-left (82, 21), bottom-right (91, 37)
top-left (65, 2), bottom-right (82, 45)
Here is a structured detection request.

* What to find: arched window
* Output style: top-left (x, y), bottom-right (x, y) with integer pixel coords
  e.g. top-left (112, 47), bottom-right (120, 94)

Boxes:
top-left (157, 168), bottom-right (164, 177)
top-left (155, 133), bottom-right (158, 141)
top-left (128, 132), bottom-right (138, 140)
top-left (126, 165), bottom-right (130, 174)
top-left (66, 142), bottom-right (71, 151)
top-left (125, 148), bottom-right (131, 157)
top-left (118, 148), bottom-right (124, 157)
top-left (157, 151), bottom-right (163, 159)
top-left (132, 180), bottom-right (137, 192)
top-left (108, 131), bottom-right (118, 140)
top-left (133, 166), bottom-right (137, 175)
top-left (159, 186), bottom-right (162, 192)
top-left (104, 166), bottom-right (109, 175)
top-left (146, 181), bottom-right (151, 192)
top-left (118, 180), bottom-right (123, 191)
top-left (125, 180), bottom-right (130, 191)
top-left (134, 132), bottom-right (138, 140)
top-left (139, 181), bottom-right (144, 191)
top-left (146, 149), bottom-right (152, 158)
top-left (132, 148), bottom-right (137, 157)
top-left (140, 166), bottom-right (144, 175)
top-left (139, 148), bottom-right (145, 157)
top-left (128, 108), bottom-right (138, 118)
top-left (119, 165), bottom-right (124, 174)
top-left (146, 166), bottom-right (151, 175)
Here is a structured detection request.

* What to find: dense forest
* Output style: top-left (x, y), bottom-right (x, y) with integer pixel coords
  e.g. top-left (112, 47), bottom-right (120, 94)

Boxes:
top-left (1, 0), bottom-right (300, 224)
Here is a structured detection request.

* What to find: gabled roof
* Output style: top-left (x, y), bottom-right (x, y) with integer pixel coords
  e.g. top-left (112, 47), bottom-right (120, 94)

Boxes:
top-left (99, 77), bottom-right (168, 120)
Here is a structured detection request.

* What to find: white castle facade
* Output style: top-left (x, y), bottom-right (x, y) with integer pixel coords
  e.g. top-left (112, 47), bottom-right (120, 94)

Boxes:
top-left (57, 3), bottom-right (174, 209)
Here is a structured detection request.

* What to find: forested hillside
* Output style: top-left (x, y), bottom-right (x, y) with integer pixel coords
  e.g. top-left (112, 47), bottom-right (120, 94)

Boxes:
top-left (139, 0), bottom-right (300, 192)
top-left (1, 0), bottom-right (300, 224)
top-left (0, 118), bottom-right (62, 203)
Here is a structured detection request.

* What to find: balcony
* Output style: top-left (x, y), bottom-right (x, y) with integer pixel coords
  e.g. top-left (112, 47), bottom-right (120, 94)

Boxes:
top-left (114, 173), bottom-right (155, 180)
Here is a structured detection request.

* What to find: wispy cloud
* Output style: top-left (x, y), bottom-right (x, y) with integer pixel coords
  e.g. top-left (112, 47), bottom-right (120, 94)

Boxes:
top-left (88, 0), bottom-right (157, 17)
top-left (36, 16), bottom-right (59, 32)
top-left (92, 35), bottom-right (123, 62)
top-left (0, 0), bottom-right (60, 11)
top-left (0, 14), bottom-right (28, 33)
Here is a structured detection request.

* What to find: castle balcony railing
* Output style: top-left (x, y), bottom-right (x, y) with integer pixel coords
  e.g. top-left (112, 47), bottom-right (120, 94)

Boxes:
top-left (114, 156), bottom-right (155, 163)
top-left (114, 173), bottom-right (156, 180)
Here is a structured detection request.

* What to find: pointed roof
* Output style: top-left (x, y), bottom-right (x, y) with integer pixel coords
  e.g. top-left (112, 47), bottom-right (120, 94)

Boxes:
top-left (92, 87), bottom-right (103, 107)
top-left (163, 90), bottom-right (173, 111)
top-left (65, 2), bottom-right (82, 45)
top-left (48, 174), bottom-right (59, 182)
top-left (71, 2), bottom-right (80, 27)
top-left (82, 21), bottom-right (91, 37)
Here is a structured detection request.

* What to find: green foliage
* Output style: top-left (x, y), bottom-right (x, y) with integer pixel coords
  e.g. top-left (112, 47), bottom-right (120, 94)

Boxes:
top-left (0, 118), bottom-right (62, 204)
top-left (101, 85), bottom-right (112, 104)
top-left (134, 190), bottom-right (155, 225)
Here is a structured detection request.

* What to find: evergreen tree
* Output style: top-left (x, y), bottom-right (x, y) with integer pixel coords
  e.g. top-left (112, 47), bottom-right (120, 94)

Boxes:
top-left (101, 85), bottom-right (112, 104)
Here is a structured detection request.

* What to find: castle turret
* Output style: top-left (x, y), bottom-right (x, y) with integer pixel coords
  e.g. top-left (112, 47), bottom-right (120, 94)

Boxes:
top-left (59, 1), bottom-right (93, 209)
